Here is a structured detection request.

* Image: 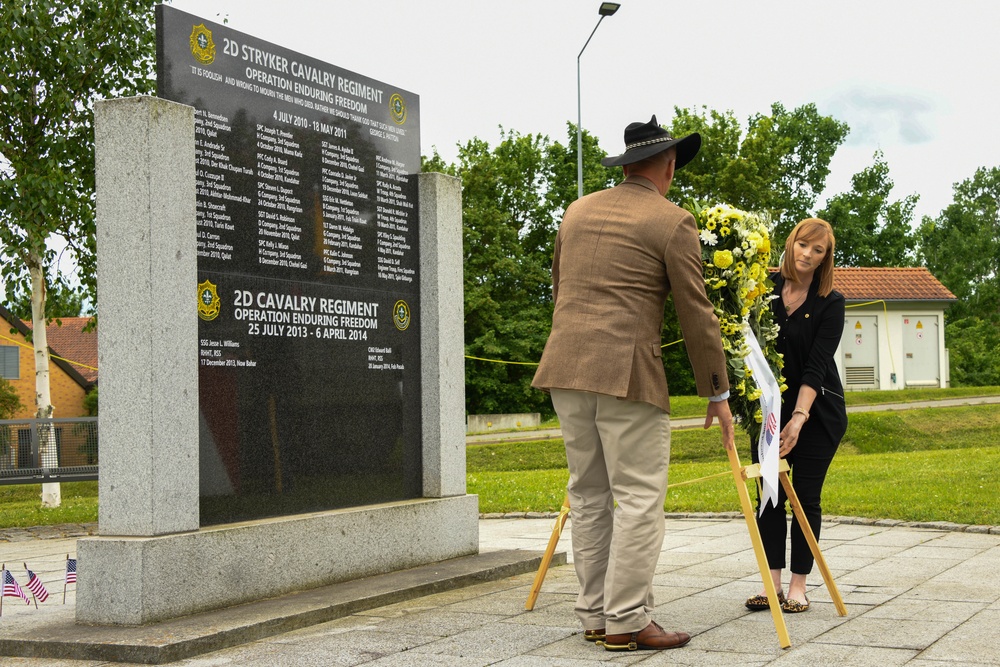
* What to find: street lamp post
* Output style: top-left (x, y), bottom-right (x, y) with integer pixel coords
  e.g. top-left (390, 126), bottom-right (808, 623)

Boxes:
top-left (577, 2), bottom-right (620, 199)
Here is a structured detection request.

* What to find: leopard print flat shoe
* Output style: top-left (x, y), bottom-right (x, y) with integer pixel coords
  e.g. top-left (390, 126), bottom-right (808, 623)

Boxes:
top-left (781, 596), bottom-right (810, 613)
top-left (744, 590), bottom-right (786, 611)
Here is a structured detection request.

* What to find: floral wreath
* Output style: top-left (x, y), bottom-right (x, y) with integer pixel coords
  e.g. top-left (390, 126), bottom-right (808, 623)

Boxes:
top-left (691, 202), bottom-right (786, 443)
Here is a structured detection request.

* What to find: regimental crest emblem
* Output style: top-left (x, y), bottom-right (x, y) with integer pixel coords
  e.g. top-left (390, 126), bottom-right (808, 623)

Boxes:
top-left (389, 93), bottom-right (407, 125)
top-left (198, 280), bottom-right (221, 321)
top-left (392, 299), bottom-right (411, 331)
top-left (190, 24), bottom-right (216, 65)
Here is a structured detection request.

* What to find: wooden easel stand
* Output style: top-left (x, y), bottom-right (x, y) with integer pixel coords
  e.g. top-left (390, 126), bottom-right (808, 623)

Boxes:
top-left (524, 497), bottom-right (570, 610)
top-left (525, 450), bottom-right (847, 649)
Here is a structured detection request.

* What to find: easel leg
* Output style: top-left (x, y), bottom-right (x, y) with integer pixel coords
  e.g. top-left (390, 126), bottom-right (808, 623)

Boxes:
top-left (525, 495), bottom-right (571, 610)
top-left (778, 472), bottom-right (848, 616)
top-left (727, 447), bottom-right (791, 649)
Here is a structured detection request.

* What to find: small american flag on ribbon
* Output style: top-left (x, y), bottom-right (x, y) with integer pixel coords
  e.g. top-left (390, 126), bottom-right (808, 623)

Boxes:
top-left (26, 569), bottom-right (50, 603)
top-left (65, 558), bottom-right (77, 584)
top-left (3, 570), bottom-right (30, 605)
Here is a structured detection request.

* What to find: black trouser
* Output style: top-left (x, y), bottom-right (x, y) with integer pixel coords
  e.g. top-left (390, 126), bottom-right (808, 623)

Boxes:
top-left (752, 421), bottom-right (838, 574)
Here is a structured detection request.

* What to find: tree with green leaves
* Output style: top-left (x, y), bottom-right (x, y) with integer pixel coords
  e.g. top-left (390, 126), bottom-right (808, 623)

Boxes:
top-left (666, 102), bottom-right (849, 241)
top-left (0, 378), bottom-right (23, 464)
top-left (917, 166), bottom-right (1000, 386)
top-left (819, 151), bottom-right (918, 267)
top-left (83, 385), bottom-right (98, 416)
top-left (423, 125), bottom-right (615, 416)
top-left (943, 317), bottom-right (1000, 387)
top-left (918, 166), bottom-right (1000, 321)
top-left (0, 378), bottom-right (21, 420)
top-left (1, 0), bottom-right (157, 505)
top-left (6, 278), bottom-right (89, 322)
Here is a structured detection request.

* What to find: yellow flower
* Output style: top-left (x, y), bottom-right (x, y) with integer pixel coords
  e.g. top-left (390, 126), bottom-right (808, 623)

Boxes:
top-left (754, 409), bottom-right (763, 423)
top-left (748, 388), bottom-right (762, 401)
top-left (705, 219), bottom-right (717, 230)
top-left (758, 237), bottom-right (771, 255)
top-left (713, 250), bottom-right (733, 269)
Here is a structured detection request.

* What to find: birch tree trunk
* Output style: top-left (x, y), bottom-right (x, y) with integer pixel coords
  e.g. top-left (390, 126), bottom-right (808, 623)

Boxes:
top-left (28, 251), bottom-right (60, 508)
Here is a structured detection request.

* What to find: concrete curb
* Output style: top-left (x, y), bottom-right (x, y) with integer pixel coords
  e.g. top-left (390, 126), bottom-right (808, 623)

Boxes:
top-left (480, 511), bottom-right (1000, 535)
top-left (0, 523), bottom-right (97, 542)
top-left (466, 394), bottom-right (1000, 445)
top-left (5, 509), bottom-right (995, 545)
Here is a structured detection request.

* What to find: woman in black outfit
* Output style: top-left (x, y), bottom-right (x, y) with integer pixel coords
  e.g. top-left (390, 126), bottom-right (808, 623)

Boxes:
top-left (745, 218), bottom-right (848, 614)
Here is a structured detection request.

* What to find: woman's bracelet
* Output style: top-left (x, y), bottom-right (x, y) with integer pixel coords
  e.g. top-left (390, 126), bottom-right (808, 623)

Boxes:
top-left (792, 407), bottom-right (810, 421)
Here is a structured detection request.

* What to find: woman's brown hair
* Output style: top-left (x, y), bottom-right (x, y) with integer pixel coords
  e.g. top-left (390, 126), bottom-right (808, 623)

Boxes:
top-left (780, 218), bottom-right (836, 297)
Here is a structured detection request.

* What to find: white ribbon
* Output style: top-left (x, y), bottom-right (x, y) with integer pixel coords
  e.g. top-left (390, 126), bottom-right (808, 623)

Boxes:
top-left (743, 324), bottom-right (781, 515)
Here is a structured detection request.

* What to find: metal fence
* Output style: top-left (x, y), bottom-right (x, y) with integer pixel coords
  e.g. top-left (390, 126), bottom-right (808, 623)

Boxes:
top-left (0, 417), bottom-right (98, 485)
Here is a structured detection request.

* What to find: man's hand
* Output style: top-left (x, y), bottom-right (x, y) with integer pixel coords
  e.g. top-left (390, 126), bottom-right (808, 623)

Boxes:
top-left (704, 399), bottom-right (735, 450)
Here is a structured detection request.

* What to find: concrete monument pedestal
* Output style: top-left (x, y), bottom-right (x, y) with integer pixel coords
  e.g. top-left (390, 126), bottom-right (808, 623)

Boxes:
top-left (79, 96), bottom-right (474, 626)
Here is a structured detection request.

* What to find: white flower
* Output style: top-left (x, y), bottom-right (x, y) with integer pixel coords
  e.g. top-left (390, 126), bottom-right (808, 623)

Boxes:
top-left (699, 229), bottom-right (719, 246)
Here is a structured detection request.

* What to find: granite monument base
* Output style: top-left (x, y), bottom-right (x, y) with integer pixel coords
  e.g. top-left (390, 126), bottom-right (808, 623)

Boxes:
top-left (76, 495), bottom-right (478, 626)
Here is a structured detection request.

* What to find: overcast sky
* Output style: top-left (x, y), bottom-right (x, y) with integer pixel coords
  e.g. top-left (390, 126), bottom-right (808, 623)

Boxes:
top-left (169, 0), bottom-right (997, 224)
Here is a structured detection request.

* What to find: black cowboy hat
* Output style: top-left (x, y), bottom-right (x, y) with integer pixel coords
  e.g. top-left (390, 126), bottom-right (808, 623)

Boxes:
top-left (601, 115), bottom-right (701, 169)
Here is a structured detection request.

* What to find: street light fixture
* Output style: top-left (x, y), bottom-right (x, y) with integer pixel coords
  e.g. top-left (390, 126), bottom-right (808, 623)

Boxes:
top-left (577, 2), bottom-right (620, 199)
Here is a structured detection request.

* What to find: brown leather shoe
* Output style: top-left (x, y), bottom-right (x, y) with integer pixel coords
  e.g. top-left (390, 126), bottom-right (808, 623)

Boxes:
top-left (601, 620), bottom-right (690, 651)
top-left (583, 628), bottom-right (605, 642)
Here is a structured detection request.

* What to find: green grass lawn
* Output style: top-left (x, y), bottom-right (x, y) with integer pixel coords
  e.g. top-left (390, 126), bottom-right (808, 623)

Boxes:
top-left (470, 402), bottom-right (1000, 525)
top-left (0, 481), bottom-right (98, 529)
top-left (4, 389), bottom-right (998, 529)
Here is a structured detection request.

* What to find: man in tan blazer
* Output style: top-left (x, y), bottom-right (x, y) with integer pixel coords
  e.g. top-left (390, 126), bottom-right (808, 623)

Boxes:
top-left (532, 115), bottom-right (734, 652)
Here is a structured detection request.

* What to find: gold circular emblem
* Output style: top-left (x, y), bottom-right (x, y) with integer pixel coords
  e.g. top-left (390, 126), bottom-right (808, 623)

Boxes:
top-left (198, 280), bottom-right (221, 321)
top-left (190, 24), bottom-right (216, 65)
top-left (389, 93), bottom-right (407, 125)
top-left (392, 300), bottom-right (411, 331)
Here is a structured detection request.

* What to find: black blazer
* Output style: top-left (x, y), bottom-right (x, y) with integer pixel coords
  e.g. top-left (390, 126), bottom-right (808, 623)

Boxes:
top-left (772, 273), bottom-right (848, 446)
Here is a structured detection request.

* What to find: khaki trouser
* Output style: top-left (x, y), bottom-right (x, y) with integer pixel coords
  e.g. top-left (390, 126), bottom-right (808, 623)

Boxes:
top-left (550, 388), bottom-right (671, 635)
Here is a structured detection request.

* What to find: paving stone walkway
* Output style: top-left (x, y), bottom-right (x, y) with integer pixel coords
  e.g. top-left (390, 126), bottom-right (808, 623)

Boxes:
top-left (1, 515), bottom-right (998, 665)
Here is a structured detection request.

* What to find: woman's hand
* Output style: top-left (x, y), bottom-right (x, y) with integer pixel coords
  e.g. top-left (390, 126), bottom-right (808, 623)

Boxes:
top-left (780, 386), bottom-right (816, 458)
top-left (779, 414), bottom-right (806, 457)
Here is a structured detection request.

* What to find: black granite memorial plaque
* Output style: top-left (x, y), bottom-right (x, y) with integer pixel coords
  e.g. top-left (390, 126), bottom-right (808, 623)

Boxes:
top-left (156, 6), bottom-right (422, 525)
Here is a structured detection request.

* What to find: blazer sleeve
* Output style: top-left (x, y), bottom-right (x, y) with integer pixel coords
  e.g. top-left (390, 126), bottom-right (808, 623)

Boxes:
top-left (550, 228), bottom-right (562, 305)
top-left (801, 291), bottom-right (846, 392)
top-left (664, 212), bottom-right (729, 397)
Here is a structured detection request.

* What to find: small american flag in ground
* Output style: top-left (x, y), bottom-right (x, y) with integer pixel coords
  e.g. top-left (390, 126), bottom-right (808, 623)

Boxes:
top-left (26, 569), bottom-right (49, 603)
top-left (3, 570), bottom-right (30, 604)
top-left (65, 558), bottom-right (77, 584)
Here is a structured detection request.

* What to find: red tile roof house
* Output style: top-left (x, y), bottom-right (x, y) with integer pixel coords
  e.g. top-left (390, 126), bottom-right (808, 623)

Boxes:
top-left (0, 304), bottom-right (97, 419)
top-left (831, 268), bottom-right (957, 390)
